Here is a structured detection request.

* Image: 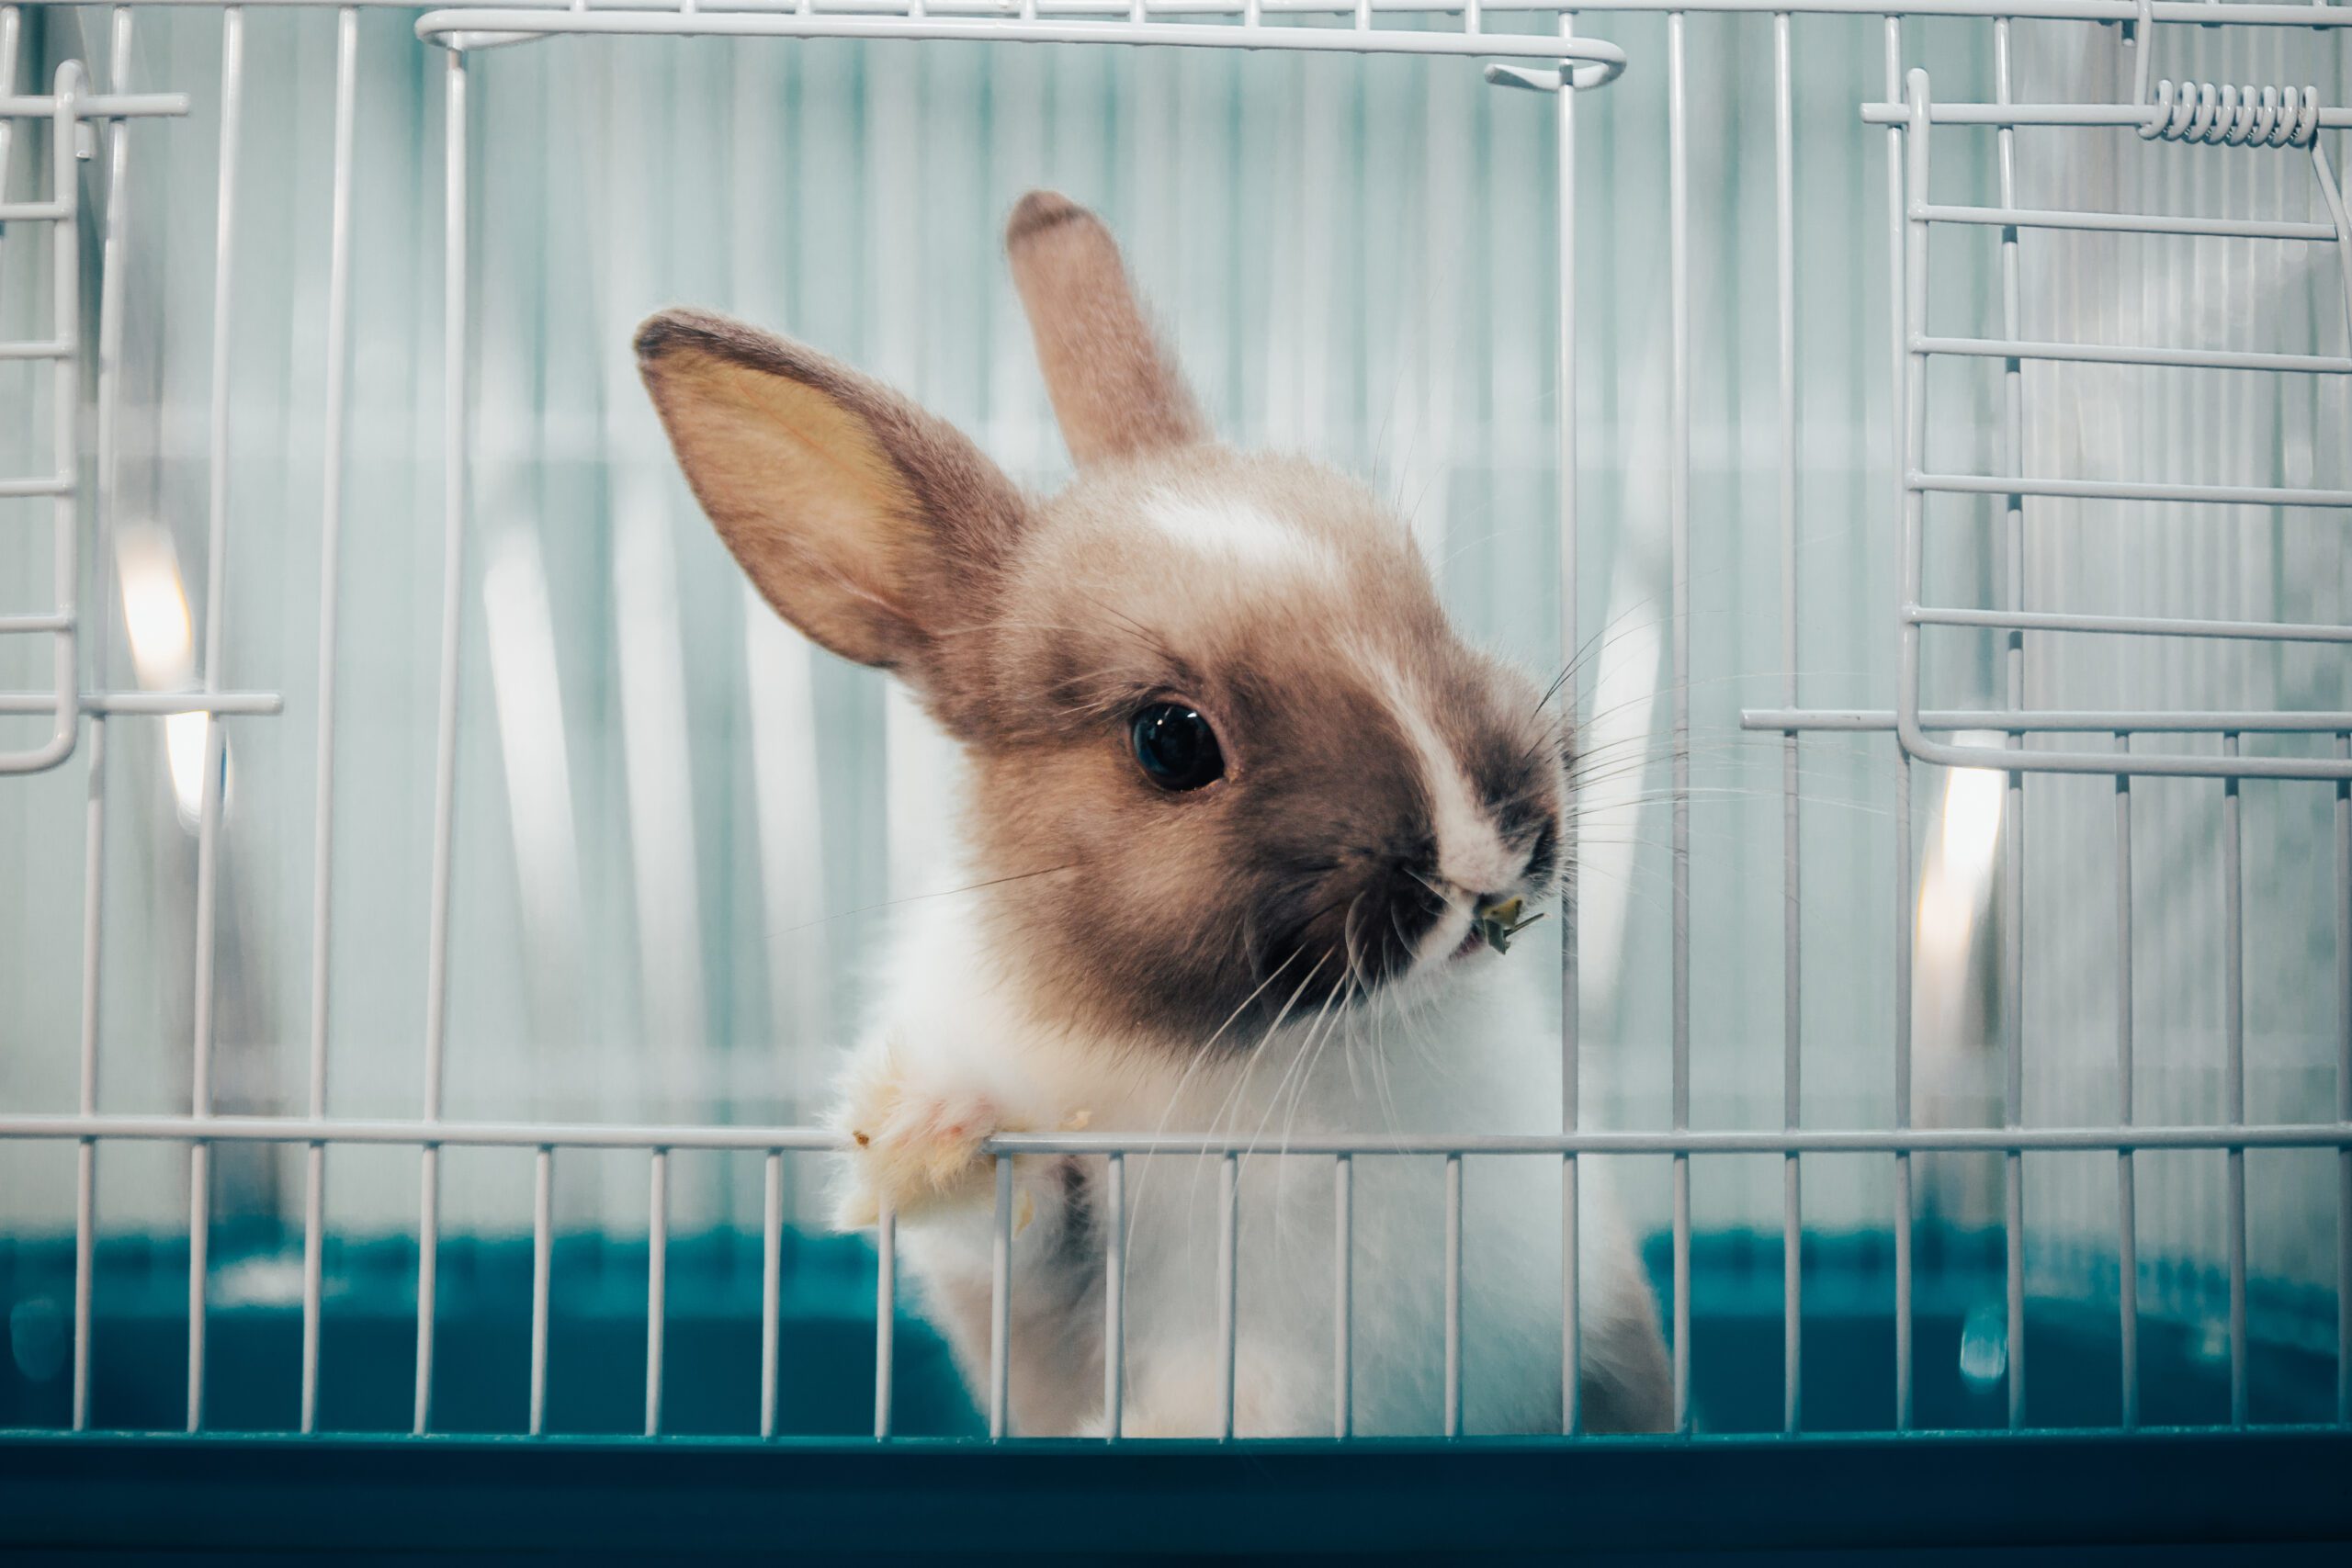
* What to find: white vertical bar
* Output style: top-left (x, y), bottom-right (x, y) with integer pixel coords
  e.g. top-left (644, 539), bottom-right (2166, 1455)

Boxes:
top-left (189, 19), bottom-right (242, 1109)
top-left (427, 42), bottom-right (469, 1110)
top-left (2115, 733), bottom-right (2138, 1429)
top-left (1667, 10), bottom-right (1692, 1437)
top-left (1443, 1154), bottom-right (1463, 1437)
top-left (1670, 1155), bottom-right (1690, 1435)
top-left (2005, 1126), bottom-right (2026, 1427)
top-left (1103, 1153), bottom-right (1125, 1440)
top-left (0, 10), bottom-right (17, 200)
top-left (416, 39), bottom-right (470, 1441)
top-left (1889, 24), bottom-right (1915, 1438)
top-left (1555, 7), bottom-right (1582, 1442)
top-left (1993, 18), bottom-right (2027, 1437)
top-left (1773, 6), bottom-right (1801, 1439)
top-left (645, 1150), bottom-right (667, 1437)
top-left (1216, 1151), bottom-right (1238, 1440)
top-left (760, 1151), bottom-right (782, 1438)
top-left (874, 1202), bottom-right (896, 1439)
top-left (299, 1140), bottom-right (324, 1430)
top-left (301, 6), bottom-right (359, 1439)
top-left (187, 10), bottom-right (245, 1434)
top-left (410, 1147), bottom-right (435, 1434)
top-left (530, 1145), bottom-right (551, 1437)
top-left (2223, 732), bottom-right (2246, 1424)
top-left (989, 1154), bottom-right (1012, 1438)
top-left (187, 1144), bottom-right (209, 1432)
top-left (2335, 732), bottom-right (2349, 1426)
top-left (74, 6), bottom-right (138, 1436)
top-left (1331, 1153), bottom-right (1351, 1438)
top-left (73, 1131), bottom-right (96, 1427)
top-left (1561, 1152), bottom-right (1578, 1435)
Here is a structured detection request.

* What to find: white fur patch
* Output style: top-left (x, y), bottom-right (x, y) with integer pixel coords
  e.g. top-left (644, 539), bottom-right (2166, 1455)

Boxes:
top-left (1142, 493), bottom-right (1336, 577)
top-left (1368, 660), bottom-right (1520, 899)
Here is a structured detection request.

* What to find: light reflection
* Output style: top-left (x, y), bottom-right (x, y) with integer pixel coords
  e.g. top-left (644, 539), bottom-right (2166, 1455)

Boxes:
top-left (116, 525), bottom-right (209, 829)
top-left (483, 524), bottom-right (584, 1046)
top-left (1917, 742), bottom-right (2007, 970)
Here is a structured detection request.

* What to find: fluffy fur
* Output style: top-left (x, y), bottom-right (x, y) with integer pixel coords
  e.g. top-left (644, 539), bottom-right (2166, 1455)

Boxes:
top-left (636, 189), bottom-right (1670, 1438)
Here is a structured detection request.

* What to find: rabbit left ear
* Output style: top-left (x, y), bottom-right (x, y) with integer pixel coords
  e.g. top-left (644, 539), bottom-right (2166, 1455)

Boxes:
top-left (1006, 190), bottom-right (1210, 469)
top-left (635, 309), bottom-right (1027, 721)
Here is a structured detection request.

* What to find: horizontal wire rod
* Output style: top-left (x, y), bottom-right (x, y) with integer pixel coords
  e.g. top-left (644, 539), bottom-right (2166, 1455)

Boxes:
top-left (0, 690), bottom-right (282, 716)
top-left (412, 7), bottom-right (1630, 79)
top-left (0, 90), bottom-right (186, 117)
top-left (1905, 607), bottom-right (2352, 644)
top-left (1912, 202), bottom-right (2336, 242)
top-left (1915, 472), bottom-right (2352, 508)
top-left (4, 1112), bottom-right (2346, 1156)
top-left (1869, 101), bottom-right (2352, 129)
top-left (1743, 708), bottom-right (2352, 733)
top-left (68, 0), bottom-right (2352, 20)
top-left (1917, 335), bottom-right (2352, 376)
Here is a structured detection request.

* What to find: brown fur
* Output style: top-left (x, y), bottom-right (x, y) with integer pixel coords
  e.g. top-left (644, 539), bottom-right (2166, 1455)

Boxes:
top-left (1005, 190), bottom-right (1211, 468)
top-left (635, 197), bottom-right (1569, 1054)
top-left (967, 449), bottom-right (1566, 1044)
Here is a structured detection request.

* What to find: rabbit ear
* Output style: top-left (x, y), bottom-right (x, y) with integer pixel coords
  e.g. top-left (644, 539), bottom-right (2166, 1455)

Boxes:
top-left (636, 309), bottom-right (1026, 703)
top-left (1007, 190), bottom-right (1210, 468)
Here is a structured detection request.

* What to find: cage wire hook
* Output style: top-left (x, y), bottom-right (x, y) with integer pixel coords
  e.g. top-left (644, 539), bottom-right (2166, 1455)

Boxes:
top-left (1485, 57), bottom-right (1618, 94)
top-left (413, 10), bottom-right (1628, 88)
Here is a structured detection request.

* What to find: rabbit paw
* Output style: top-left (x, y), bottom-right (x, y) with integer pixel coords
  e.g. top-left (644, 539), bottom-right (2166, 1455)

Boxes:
top-left (831, 1065), bottom-right (1012, 1230)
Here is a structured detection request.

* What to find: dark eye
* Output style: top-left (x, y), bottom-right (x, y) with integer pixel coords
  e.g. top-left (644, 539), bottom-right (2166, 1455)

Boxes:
top-left (1129, 702), bottom-right (1225, 792)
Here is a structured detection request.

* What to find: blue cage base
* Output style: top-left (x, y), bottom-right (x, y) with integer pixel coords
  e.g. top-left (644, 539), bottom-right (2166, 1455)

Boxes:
top-left (3, 1228), bottom-right (2345, 1559)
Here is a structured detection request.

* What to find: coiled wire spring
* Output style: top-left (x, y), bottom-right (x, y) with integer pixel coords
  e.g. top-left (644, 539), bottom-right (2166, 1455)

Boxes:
top-left (2137, 80), bottom-right (2324, 148)
top-left (2123, 6), bottom-right (2352, 338)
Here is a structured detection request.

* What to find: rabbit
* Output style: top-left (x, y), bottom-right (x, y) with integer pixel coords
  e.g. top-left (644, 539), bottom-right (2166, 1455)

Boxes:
top-left (635, 189), bottom-right (1671, 1438)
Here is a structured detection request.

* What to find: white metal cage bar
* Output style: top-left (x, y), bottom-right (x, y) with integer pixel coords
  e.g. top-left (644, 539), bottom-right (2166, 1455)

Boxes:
top-left (1, 0), bottom-right (2346, 1451)
top-left (297, 1), bottom-right (360, 1441)
top-left (530, 1146), bottom-right (553, 1435)
top-left (410, 40), bottom-right (472, 1439)
top-left (1331, 1152), bottom-right (1351, 1437)
top-left (1102, 1154), bottom-right (1125, 1439)
top-left (1772, 6), bottom-right (1800, 1437)
top-left (1665, 3), bottom-right (1693, 1441)
top-left (1860, 17), bottom-right (2352, 784)
top-left (760, 1151), bottom-right (785, 1438)
top-left (414, 5), bottom-right (1631, 84)
top-left (1883, 11), bottom-right (1916, 1437)
top-left (2341, 733), bottom-right (2352, 1427)
top-left (2115, 734), bottom-right (2138, 1428)
top-left (178, 6), bottom-right (247, 1434)
top-left (1994, 8), bottom-right (2028, 1437)
top-left (1554, 5), bottom-right (1581, 1443)
top-left (8, 1113), bottom-right (2348, 1156)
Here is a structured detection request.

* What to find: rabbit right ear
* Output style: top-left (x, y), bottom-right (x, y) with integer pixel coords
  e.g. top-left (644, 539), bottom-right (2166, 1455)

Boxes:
top-left (1007, 190), bottom-right (1210, 468)
top-left (636, 309), bottom-right (1027, 713)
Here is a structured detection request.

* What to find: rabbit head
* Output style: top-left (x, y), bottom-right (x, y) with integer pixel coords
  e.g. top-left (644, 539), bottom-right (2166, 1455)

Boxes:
top-left (637, 191), bottom-right (1567, 1048)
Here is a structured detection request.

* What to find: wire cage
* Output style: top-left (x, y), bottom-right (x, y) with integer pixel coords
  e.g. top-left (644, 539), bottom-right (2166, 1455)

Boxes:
top-left (1, 0), bottom-right (2349, 1558)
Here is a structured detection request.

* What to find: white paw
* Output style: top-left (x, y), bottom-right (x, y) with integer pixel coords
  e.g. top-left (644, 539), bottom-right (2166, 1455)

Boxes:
top-left (830, 1052), bottom-right (1013, 1230)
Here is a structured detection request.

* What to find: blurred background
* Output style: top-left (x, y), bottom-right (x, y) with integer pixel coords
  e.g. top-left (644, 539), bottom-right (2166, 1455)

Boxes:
top-left (0, 3), bottom-right (2345, 1431)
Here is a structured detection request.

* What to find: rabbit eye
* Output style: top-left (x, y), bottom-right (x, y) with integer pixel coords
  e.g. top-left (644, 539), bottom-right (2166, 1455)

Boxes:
top-left (1130, 703), bottom-right (1225, 792)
